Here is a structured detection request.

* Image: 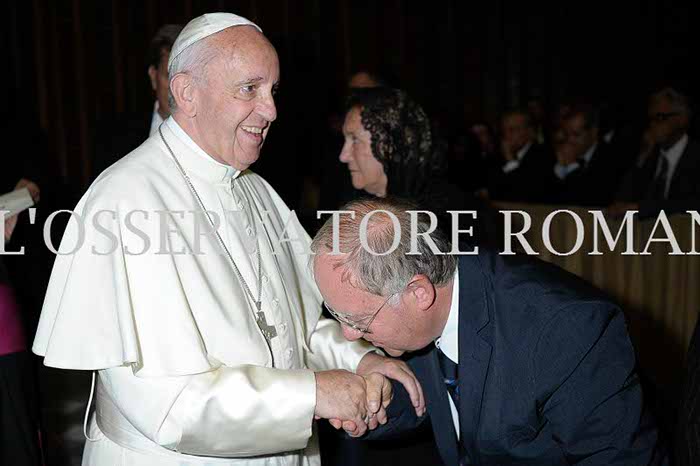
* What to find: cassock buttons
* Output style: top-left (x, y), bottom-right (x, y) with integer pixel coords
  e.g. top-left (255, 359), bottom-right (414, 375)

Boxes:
top-left (272, 298), bottom-right (279, 307)
top-left (285, 348), bottom-right (294, 360)
top-left (262, 275), bottom-right (269, 284)
top-left (246, 227), bottom-right (253, 236)
top-left (279, 322), bottom-right (287, 333)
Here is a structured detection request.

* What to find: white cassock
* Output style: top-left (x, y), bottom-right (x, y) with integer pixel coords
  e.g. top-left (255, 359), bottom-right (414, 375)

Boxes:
top-left (33, 117), bottom-right (375, 465)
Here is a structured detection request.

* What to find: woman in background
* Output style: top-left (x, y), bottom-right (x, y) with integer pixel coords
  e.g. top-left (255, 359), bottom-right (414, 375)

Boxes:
top-left (339, 87), bottom-right (485, 249)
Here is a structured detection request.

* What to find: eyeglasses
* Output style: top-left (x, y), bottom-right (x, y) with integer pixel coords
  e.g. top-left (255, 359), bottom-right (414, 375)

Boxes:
top-left (323, 292), bottom-right (398, 335)
top-left (649, 112), bottom-right (680, 123)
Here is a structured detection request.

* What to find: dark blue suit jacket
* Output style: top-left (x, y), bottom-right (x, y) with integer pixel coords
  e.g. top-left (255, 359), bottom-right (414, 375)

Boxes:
top-left (378, 252), bottom-right (664, 465)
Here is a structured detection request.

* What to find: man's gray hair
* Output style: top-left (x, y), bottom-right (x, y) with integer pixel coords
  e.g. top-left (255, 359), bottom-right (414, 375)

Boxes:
top-left (652, 87), bottom-right (692, 116)
top-left (311, 198), bottom-right (458, 297)
top-left (167, 37), bottom-right (219, 112)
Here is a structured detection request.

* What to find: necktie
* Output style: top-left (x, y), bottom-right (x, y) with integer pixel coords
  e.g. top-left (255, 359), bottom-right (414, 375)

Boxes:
top-left (649, 155), bottom-right (669, 199)
top-left (438, 350), bottom-right (471, 465)
top-left (438, 350), bottom-right (460, 405)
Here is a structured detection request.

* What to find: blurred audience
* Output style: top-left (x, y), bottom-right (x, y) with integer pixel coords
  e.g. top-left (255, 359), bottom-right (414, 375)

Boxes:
top-left (612, 87), bottom-right (700, 218)
top-left (92, 23), bottom-right (183, 178)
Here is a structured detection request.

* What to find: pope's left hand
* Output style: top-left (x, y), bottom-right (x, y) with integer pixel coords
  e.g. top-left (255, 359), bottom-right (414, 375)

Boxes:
top-left (356, 352), bottom-right (425, 417)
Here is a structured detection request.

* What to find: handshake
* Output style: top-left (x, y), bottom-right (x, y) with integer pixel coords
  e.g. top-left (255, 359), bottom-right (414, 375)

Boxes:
top-left (313, 354), bottom-right (426, 437)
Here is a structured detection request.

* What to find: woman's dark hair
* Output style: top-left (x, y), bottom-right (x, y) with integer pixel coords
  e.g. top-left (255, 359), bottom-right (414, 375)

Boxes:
top-left (346, 87), bottom-right (446, 198)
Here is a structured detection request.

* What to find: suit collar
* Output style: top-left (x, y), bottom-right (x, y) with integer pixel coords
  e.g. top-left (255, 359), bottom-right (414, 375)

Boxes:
top-left (456, 254), bottom-right (493, 459)
top-left (458, 255), bottom-right (491, 335)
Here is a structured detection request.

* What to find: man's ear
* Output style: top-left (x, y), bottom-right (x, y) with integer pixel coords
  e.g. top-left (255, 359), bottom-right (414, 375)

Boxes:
top-left (405, 275), bottom-right (436, 311)
top-left (170, 72), bottom-right (197, 117)
top-left (148, 65), bottom-right (157, 92)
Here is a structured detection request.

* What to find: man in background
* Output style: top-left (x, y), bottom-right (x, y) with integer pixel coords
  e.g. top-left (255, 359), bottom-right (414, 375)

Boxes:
top-left (611, 87), bottom-right (700, 218)
top-left (552, 103), bottom-right (624, 206)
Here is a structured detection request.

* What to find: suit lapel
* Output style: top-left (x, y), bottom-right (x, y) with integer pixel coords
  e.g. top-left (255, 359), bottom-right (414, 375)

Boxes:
top-left (457, 255), bottom-right (493, 458)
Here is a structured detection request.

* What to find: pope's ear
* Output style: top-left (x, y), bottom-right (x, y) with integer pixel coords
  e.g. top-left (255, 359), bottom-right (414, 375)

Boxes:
top-left (405, 275), bottom-right (436, 311)
top-left (169, 72), bottom-right (196, 117)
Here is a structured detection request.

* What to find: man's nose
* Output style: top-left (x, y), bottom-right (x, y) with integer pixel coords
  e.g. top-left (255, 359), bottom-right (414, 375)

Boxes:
top-left (258, 96), bottom-right (277, 122)
top-left (342, 324), bottom-right (363, 341)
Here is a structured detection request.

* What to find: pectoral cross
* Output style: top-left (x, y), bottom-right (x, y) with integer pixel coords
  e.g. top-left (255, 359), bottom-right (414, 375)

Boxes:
top-left (256, 311), bottom-right (278, 342)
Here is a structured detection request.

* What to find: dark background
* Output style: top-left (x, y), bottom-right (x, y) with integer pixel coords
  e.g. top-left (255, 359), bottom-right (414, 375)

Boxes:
top-left (2, 1), bottom-right (697, 464)
top-left (4, 0), bottom-right (698, 204)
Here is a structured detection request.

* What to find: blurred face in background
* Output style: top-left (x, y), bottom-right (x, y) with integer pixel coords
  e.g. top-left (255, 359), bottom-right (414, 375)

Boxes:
top-left (501, 113), bottom-right (534, 153)
top-left (471, 123), bottom-right (495, 154)
top-left (647, 96), bottom-right (689, 150)
top-left (562, 113), bottom-right (598, 159)
top-left (348, 71), bottom-right (381, 89)
top-left (339, 106), bottom-right (387, 196)
top-left (149, 48), bottom-right (172, 119)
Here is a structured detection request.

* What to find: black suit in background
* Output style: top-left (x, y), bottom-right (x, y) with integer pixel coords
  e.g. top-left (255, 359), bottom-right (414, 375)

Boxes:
top-left (615, 137), bottom-right (700, 218)
top-left (489, 143), bottom-right (556, 203)
top-left (553, 142), bottom-right (626, 206)
top-left (676, 320), bottom-right (700, 465)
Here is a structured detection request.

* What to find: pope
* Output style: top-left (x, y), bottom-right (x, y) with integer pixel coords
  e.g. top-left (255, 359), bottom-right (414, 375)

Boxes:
top-left (33, 12), bottom-right (424, 466)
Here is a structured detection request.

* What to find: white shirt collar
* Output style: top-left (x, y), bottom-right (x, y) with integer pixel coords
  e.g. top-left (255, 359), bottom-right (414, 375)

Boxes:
top-left (436, 269), bottom-right (459, 364)
top-left (581, 142), bottom-right (598, 166)
top-left (516, 141), bottom-right (533, 162)
top-left (164, 117), bottom-right (241, 182)
top-left (659, 133), bottom-right (688, 197)
top-left (149, 101), bottom-right (164, 137)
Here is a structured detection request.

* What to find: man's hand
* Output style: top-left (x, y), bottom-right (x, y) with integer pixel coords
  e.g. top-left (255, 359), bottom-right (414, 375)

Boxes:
top-left (356, 352), bottom-right (425, 417)
top-left (15, 178), bottom-right (40, 204)
top-left (314, 370), bottom-right (371, 437)
top-left (330, 372), bottom-right (393, 436)
top-left (501, 139), bottom-right (515, 161)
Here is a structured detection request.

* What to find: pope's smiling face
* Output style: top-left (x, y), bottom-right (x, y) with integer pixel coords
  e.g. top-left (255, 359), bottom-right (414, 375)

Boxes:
top-left (192, 26), bottom-right (279, 170)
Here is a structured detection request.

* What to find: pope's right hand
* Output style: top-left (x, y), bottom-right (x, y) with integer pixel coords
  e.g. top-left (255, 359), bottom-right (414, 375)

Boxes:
top-left (314, 370), bottom-right (370, 436)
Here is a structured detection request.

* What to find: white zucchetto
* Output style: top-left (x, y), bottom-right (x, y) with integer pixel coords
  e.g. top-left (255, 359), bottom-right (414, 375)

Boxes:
top-left (168, 12), bottom-right (262, 70)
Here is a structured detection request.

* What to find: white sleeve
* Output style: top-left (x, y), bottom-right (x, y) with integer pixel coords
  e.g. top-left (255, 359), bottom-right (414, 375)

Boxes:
top-left (99, 364), bottom-right (316, 457)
